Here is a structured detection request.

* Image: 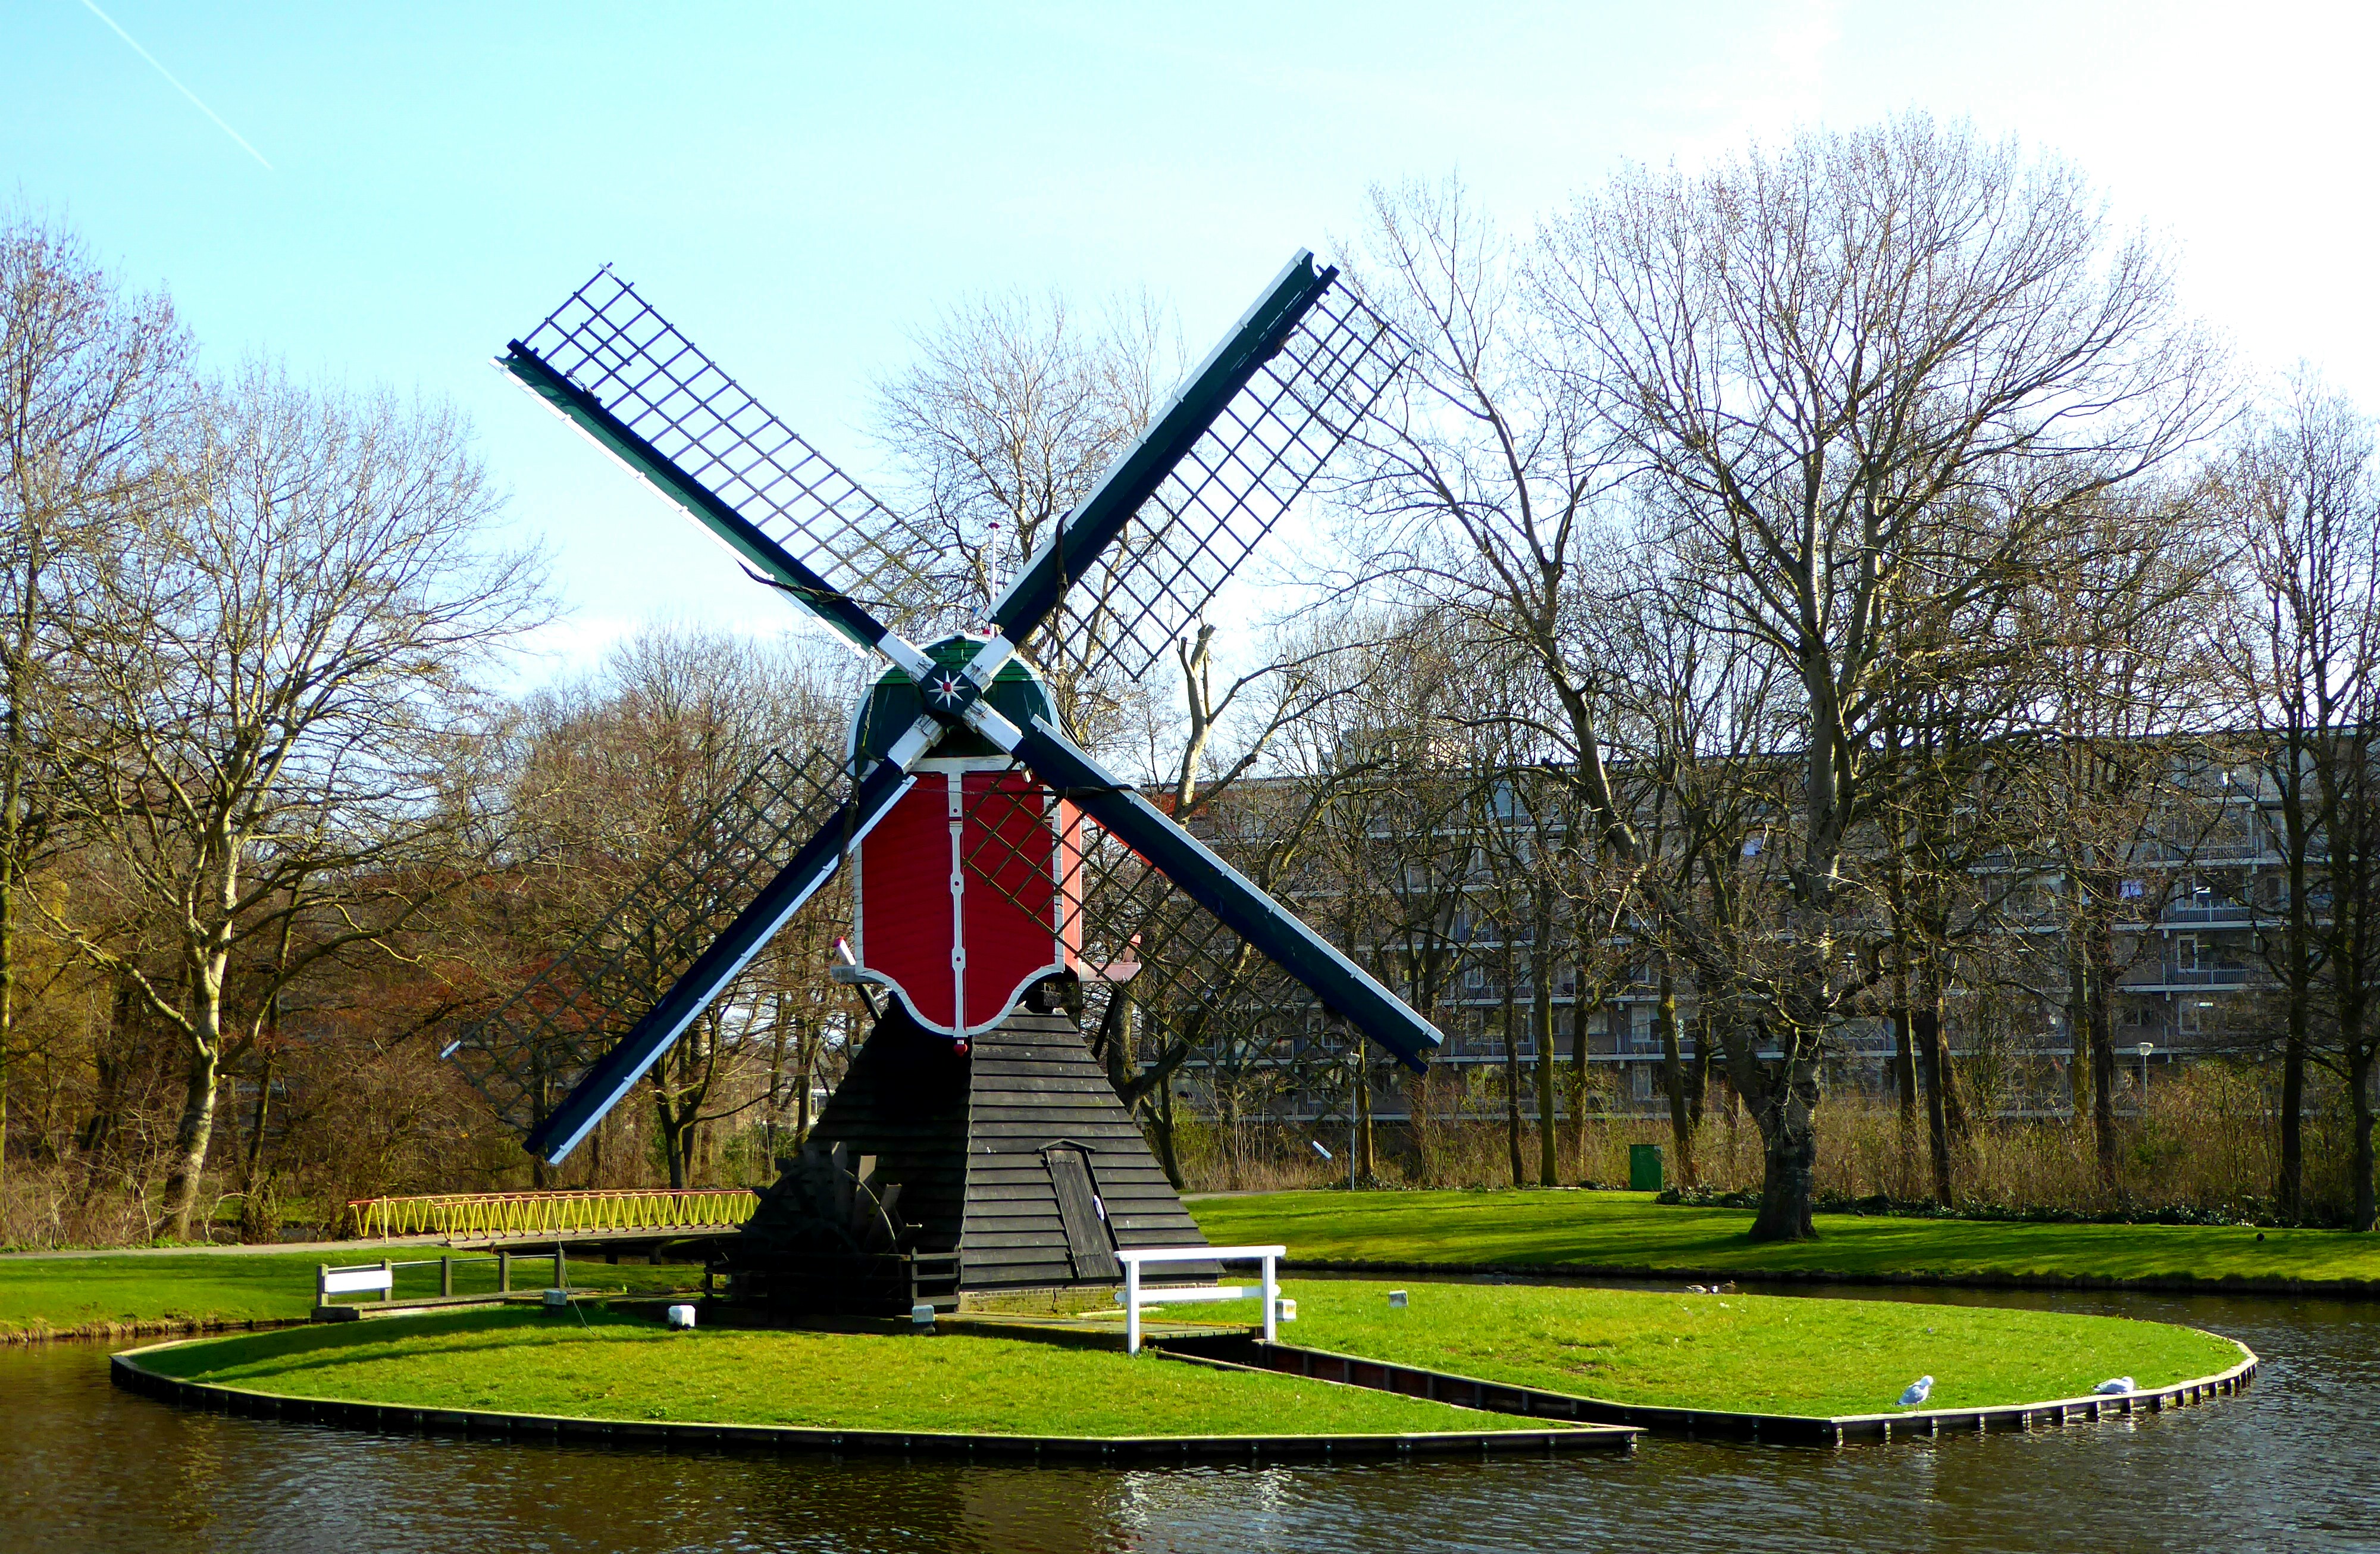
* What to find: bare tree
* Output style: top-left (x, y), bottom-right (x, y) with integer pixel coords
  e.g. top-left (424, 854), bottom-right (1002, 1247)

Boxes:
top-left (871, 288), bottom-right (1176, 744)
top-left (2022, 488), bottom-right (2228, 1181)
top-left (0, 215), bottom-right (189, 1193)
top-left (2217, 379), bottom-right (2380, 1225)
top-left (505, 625), bottom-right (852, 1188)
top-left (1604, 543), bottom-right (1795, 1189)
top-left (45, 367), bottom-right (545, 1237)
top-left (1523, 116), bottom-right (2220, 1237)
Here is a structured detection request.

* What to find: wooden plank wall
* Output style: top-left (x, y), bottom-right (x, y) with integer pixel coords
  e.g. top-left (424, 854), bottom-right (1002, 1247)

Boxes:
top-left (958, 1010), bottom-right (1210, 1292)
top-left (743, 1003), bottom-right (1210, 1295)
top-left (775, 1008), bottom-right (974, 1256)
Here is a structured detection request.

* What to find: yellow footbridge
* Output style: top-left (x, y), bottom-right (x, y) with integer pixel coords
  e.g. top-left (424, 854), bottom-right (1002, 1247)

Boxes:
top-left (343, 1188), bottom-right (757, 1243)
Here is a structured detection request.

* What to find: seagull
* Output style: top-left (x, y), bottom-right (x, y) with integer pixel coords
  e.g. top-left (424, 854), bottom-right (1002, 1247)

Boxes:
top-left (2094, 1377), bottom-right (2135, 1395)
top-left (1896, 1376), bottom-right (1934, 1408)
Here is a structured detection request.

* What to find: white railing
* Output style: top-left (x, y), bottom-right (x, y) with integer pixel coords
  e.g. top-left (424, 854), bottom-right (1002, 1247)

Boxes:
top-left (1116, 1244), bottom-right (1286, 1355)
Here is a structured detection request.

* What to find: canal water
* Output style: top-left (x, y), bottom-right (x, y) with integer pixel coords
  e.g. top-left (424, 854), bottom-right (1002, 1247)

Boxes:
top-left (2, 1284), bottom-right (2372, 1553)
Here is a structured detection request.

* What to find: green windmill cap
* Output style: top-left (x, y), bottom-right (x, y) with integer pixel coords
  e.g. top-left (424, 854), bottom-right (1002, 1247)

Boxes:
top-left (848, 634), bottom-right (1056, 764)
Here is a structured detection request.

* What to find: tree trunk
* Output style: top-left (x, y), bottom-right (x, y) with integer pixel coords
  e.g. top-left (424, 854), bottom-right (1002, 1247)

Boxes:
top-left (1534, 952), bottom-right (1558, 1186)
top-left (0, 871), bottom-right (12, 1197)
top-left (2279, 859), bottom-right (2313, 1222)
top-left (2279, 1009), bottom-right (2309, 1224)
top-left (1891, 1005), bottom-right (1920, 1121)
top-left (2064, 952), bottom-right (2091, 1123)
top-left (1914, 1000), bottom-right (1955, 1203)
top-left (1656, 973), bottom-right (1696, 1186)
top-left (1150, 1078), bottom-right (1185, 1192)
top-left (794, 1027), bottom-right (818, 1146)
top-left (1889, 1004), bottom-right (1919, 1196)
top-left (1746, 1055), bottom-right (1819, 1242)
top-left (1687, 1012), bottom-right (1710, 1127)
top-left (160, 1042), bottom-right (222, 1240)
top-left (2084, 918), bottom-right (2121, 1182)
top-left (1499, 980), bottom-right (1524, 1187)
top-left (0, 553), bottom-right (30, 1203)
top-left (243, 1053), bottom-right (272, 1187)
top-left (1355, 1043), bottom-right (1376, 1183)
top-left (1569, 987), bottom-right (1593, 1174)
top-left (660, 1100), bottom-right (693, 1190)
top-left (2350, 1055), bottom-right (2375, 1234)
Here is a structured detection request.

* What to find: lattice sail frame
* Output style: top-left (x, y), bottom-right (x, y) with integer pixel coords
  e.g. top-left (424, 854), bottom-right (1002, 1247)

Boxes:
top-left (1034, 281), bottom-right (1409, 695)
top-left (956, 767), bottom-right (1345, 1074)
top-left (514, 269), bottom-right (951, 633)
top-left (449, 747), bottom-right (848, 1132)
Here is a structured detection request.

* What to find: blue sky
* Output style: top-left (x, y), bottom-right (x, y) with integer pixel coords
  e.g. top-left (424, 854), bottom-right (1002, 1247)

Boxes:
top-left (9, 2), bottom-right (2375, 678)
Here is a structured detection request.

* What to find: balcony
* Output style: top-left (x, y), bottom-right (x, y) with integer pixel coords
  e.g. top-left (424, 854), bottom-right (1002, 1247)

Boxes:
top-left (2119, 962), bottom-right (2253, 992)
top-left (2157, 903), bottom-right (2257, 927)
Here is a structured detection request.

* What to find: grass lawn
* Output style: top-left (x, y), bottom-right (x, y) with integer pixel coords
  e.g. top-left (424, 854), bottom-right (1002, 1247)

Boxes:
top-left (0, 1250), bottom-right (703, 1337)
top-left (1192, 1190), bottom-right (2380, 1286)
top-left (132, 1307), bottom-right (1527, 1438)
top-left (1179, 1278), bottom-right (2241, 1418)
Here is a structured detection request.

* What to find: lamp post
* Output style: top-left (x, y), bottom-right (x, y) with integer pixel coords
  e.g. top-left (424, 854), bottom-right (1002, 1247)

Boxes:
top-left (2136, 1041), bottom-right (2154, 1112)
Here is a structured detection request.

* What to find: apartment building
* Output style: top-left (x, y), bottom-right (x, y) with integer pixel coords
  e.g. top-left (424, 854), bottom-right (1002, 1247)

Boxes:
top-left (1167, 752), bottom-right (2337, 1131)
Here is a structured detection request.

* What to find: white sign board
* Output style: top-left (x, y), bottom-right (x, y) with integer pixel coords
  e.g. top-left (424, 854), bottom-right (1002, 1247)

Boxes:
top-left (321, 1267), bottom-right (393, 1296)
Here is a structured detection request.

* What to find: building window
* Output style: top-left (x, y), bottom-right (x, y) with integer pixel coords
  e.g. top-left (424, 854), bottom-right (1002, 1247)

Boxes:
top-left (2176, 935), bottom-right (2200, 972)
top-left (1464, 962), bottom-right (1486, 991)
top-left (1631, 1065), bottom-right (1655, 1101)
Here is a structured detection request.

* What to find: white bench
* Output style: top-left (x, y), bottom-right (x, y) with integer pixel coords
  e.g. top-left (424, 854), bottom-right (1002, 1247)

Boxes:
top-left (317, 1262), bottom-right (394, 1302)
top-left (1115, 1244), bottom-right (1286, 1355)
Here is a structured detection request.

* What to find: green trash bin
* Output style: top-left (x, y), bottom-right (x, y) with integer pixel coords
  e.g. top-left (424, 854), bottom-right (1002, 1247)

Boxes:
top-left (1629, 1143), bottom-right (1664, 1192)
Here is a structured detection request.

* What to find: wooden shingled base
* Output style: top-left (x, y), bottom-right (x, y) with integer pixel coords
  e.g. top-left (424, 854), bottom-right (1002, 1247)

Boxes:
top-left (729, 1003), bottom-right (1210, 1317)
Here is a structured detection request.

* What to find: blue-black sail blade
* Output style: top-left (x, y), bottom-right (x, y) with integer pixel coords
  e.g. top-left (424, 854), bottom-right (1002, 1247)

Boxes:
top-left (502, 343), bottom-right (897, 653)
top-left (524, 759), bottom-right (917, 1165)
top-left (1009, 716), bottom-right (1442, 1073)
top-left (502, 267), bottom-right (935, 651)
top-left (986, 253), bottom-right (1337, 652)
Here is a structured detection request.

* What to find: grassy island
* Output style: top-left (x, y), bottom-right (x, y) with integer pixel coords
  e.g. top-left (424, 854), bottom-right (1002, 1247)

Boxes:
top-left (129, 1307), bottom-right (1527, 1439)
top-left (1191, 1189), bottom-right (2380, 1289)
top-left (121, 1274), bottom-right (2244, 1436)
top-left (1220, 1278), bottom-right (2243, 1417)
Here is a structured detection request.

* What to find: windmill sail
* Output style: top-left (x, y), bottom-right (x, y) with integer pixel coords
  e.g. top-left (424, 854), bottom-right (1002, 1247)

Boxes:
top-left (1001, 267), bottom-right (1408, 691)
top-left (957, 764), bottom-right (1340, 1067)
top-left (1005, 715), bottom-right (1438, 1070)
top-left (446, 746), bottom-right (848, 1135)
top-left (504, 268), bottom-right (948, 641)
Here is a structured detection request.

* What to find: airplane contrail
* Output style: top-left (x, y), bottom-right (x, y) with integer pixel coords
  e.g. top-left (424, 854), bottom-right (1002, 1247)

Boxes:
top-left (75, 0), bottom-right (273, 171)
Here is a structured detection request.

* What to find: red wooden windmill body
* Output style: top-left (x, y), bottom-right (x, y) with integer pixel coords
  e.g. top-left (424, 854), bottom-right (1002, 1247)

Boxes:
top-left (844, 637), bottom-right (1084, 1039)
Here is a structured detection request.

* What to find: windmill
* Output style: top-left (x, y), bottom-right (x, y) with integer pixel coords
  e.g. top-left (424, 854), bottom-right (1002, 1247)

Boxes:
top-left (448, 252), bottom-right (1438, 1314)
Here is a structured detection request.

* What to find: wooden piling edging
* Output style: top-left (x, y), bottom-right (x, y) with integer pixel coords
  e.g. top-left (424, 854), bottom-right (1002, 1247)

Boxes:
top-left (1153, 1332), bottom-right (2259, 1447)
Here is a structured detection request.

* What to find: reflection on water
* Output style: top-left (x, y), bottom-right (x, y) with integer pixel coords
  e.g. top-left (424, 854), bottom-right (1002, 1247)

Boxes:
top-left (2, 1286), bottom-right (2373, 1553)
